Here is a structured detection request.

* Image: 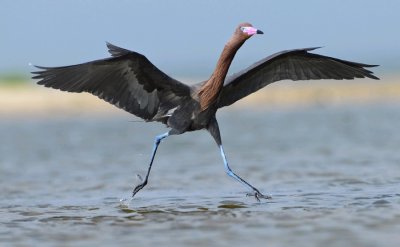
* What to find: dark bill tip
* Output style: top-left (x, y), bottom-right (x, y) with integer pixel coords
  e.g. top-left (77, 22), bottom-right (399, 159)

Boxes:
top-left (256, 29), bottom-right (264, 34)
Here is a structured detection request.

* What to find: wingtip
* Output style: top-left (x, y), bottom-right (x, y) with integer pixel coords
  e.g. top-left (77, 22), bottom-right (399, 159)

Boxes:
top-left (369, 74), bottom-right (380, 80)
top-left (364, 64), bottom-right (380, 68)
top-left (29, 63), bottom-right (46, 70)
top-left (306, 46), bottom-right (324, 51)
top-left (106, 42), bottom-right (133, 57)
top-left (30, 65), bottom-right (51, 80)
top-left (32, 65), bottom-right (47, 70)
top-left (105, 41), bottom-right (113, 47)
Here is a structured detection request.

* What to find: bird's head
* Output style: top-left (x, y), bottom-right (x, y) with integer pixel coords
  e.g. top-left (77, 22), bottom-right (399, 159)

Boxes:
top-left (236, 23), bottom-right (263, 39)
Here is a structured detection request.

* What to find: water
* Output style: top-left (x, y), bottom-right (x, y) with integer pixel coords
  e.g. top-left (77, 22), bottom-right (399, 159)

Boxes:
top-left (1, 103), bottom-right (400, 247)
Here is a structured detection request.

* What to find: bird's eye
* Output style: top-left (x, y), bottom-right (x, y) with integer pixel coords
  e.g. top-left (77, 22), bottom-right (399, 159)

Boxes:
top-left (240, 27), bottom-right (246, 31)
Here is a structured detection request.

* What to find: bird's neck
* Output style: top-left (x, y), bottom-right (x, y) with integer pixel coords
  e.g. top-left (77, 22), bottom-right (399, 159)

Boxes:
top-left (198, 37), bottom-right (245, 110)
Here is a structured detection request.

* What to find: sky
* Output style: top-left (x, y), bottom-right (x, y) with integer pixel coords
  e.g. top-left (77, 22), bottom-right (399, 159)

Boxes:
top-left (1, 0), bottom-right (399, 80)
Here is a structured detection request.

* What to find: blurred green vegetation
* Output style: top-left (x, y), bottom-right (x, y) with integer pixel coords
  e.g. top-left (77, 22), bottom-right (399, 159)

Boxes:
top-left (0, 72), bottom-right (29, 86)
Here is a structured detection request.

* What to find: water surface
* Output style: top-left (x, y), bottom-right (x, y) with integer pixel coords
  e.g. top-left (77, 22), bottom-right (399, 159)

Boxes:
top-left (1, 104), bottom-right (400, 247)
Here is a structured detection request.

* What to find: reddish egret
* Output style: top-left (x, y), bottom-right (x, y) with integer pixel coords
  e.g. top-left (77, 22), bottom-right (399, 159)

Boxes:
top-left (32, 23), bottom-right (379, 201)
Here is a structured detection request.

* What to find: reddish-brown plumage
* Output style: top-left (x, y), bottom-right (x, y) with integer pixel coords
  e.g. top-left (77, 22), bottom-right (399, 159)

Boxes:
top-left (197, 23), bottom-right (253, 110)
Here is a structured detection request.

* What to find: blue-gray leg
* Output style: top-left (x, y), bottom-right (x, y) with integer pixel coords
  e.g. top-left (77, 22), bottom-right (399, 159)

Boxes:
top-left (219, 145), bottom-right (271, 201)
top-left (132, 132), bottom-right (169, 198)
top-left (207, 117), bottom-right (271, 201)
top-left (208, 117), bottom-right (270, 201)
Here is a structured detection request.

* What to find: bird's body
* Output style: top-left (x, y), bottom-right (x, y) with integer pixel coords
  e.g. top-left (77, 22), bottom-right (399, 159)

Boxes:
top-left (33, 23), bottom-right (379, 200)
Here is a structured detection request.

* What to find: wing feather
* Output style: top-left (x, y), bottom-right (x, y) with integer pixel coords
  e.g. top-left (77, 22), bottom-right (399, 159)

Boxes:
top-left (218, 47), bottom-right (379, 108)
top-left (32, 43), bottom-right (191, 121)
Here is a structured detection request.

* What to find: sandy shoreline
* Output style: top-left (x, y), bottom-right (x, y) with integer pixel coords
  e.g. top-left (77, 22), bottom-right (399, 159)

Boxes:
top-left (1, 77), bottom-right (400, 116)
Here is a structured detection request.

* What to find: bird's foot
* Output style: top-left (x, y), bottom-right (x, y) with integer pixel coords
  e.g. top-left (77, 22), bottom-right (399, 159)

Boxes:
top-left (132, 181), bottom-right (147, 198)
top-left (246, 189), bottom-right (272, 202)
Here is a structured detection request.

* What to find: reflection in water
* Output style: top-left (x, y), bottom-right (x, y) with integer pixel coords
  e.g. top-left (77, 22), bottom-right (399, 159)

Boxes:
top-left (1, 104), bottom-right (400, 247)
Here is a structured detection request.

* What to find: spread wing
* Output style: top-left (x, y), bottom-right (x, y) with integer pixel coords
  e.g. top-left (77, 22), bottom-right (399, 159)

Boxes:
top-left (32, 43), bottom-right (191, 121)
top-left (217, 47), bottom-right (379, 108)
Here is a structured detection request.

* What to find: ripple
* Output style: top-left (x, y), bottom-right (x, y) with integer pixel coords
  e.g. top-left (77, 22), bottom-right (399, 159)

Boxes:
top-left (372, 199), bottom-right (391, 207)
top-left (2, 105), bottom-right (400, 247)
top-left (218, 201), bottom-right (248, 209)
